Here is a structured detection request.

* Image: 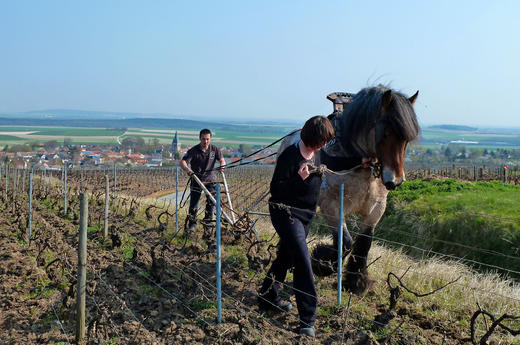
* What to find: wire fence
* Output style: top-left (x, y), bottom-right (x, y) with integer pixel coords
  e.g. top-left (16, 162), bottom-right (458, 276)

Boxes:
top-left (405, 162), bottom-right (520, 184)
top-left (1, 163), bottom-right (519, 344)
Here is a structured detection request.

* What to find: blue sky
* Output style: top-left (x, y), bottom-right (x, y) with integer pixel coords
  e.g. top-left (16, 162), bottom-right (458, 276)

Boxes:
top-left (1, 1), bottom-right (519, 127)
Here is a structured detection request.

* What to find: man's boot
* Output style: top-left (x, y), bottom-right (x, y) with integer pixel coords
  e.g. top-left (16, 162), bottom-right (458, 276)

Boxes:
top-left (184, 213), bottom-right (197, 237)
top-left (202, 206), bottom-right (214, 225)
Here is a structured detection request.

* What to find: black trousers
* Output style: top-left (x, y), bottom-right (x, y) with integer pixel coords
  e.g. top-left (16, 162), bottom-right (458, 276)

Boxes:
top-left (188, 182), bottom-right (216, 221)
top-left (260, 206), bottom-right (317, 327)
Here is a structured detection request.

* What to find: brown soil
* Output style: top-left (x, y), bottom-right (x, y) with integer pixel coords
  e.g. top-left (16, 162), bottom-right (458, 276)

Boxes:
top-left (0, 180), bottom-right (474, 345)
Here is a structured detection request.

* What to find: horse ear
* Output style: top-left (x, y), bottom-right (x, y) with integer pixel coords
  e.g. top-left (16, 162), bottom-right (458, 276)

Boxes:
top-left (327, 93), bottom-right (338, 101)
top-left (408, 91), bottom-right (419, 105)
top-left (382, 90), bottom-right (392, 111)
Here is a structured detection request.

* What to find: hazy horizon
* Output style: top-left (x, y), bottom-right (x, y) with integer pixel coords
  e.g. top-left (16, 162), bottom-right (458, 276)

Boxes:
top-left (3, 108), bottom-right (520, 130)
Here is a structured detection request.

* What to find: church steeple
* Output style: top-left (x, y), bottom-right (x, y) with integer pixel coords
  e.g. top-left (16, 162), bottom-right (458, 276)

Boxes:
top-left (171, 131), bottom-right (180, 155)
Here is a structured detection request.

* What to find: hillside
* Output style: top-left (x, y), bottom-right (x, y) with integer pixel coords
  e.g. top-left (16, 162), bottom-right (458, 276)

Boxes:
top-left (379, 179), bottom-right (520, 275)
top-left (0, 167), bottom-right (519, 344)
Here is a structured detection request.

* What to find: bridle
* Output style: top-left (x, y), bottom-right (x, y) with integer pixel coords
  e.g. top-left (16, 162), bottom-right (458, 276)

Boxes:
top-left (369, 161), bottom-right (382, 179)
top-left (369, 118), bottom-right (386, 179)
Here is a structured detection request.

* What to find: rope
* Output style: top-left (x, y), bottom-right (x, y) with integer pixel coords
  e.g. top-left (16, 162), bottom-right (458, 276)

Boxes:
top-left (185, 129), bottom-right (299, 178)
top-left (307, 162), bottom-right (363, 176)
top-left (213, 129), bottom-right (299, 171)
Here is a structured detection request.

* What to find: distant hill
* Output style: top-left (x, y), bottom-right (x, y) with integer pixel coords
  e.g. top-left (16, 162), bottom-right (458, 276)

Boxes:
top-left (0, 117), bottom-right (292, 135)
top-left (0, 109), bottom-right (300, 131)
top-left (428, 124), bottom-right (478, 131)
top-left (0, 109), bottom-right (170, 120)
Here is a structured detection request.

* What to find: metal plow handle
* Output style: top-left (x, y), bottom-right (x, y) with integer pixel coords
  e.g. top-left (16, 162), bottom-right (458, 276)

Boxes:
top-left (191, 174), bottom-right (235, 225)
top-left (220, 171), bottom-right (236, 224)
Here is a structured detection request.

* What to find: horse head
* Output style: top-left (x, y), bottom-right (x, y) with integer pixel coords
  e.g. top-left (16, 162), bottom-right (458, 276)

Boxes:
top-left (337, 86), bottom-right (420, 190)
top-left (375, 89), bottom-right (419, 189)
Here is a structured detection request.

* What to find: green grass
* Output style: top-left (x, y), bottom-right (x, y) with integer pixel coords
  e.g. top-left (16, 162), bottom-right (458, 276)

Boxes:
top-left (224, 245), bottom-right (248, 268)
top-left (190, 298), bottom-right (216, 311)
top-left (120, 235), bottom-right (136, 260)
top-left (379, 179), bottom-right (520, 274)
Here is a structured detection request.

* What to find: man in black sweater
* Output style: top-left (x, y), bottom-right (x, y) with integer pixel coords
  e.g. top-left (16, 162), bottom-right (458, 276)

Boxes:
top-left (258, 116), bottom-right (335, 337)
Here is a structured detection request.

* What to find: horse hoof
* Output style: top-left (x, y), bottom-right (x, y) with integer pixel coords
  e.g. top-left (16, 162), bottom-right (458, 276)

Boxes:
top-left (343, 269), bottom-right (374, 296)
top-left (312, 259), bottom-right (336, 277)
top-left (311, 244), bottom-right (339, 276)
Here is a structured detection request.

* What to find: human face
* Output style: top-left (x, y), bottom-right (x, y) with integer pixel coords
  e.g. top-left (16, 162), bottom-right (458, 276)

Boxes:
top-left (310, 141), bottom-right (327, 153)
top-left (200, 134), bottom-right (211, 150)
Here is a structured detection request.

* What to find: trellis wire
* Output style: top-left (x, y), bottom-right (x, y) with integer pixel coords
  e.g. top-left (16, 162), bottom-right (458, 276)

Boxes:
top-left (85, 185), bottom-right (520, 342)
top-left (50, 301), bottom-right (71, 345)
top-left (90, 294), bottom-right (123, 342)
top-left (5, 167), bottom-right (520, 344)
top-left (173, 259), bottom-right (317, 329)
top-left (310, 217), bottom-right (520, 277)
top-left (173, 252), bottom-right (429, 336)
top-left (93, 269), bottom-right (156, 338)
top-left (6, 165), bottom-right (520, 343)
top-left (125, 262), bottom-right (212, 327)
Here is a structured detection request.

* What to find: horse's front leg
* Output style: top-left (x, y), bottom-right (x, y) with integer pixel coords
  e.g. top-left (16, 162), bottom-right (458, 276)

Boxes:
top-left (311, 190), bottom-right (353, 276)
top-left (333, 219), bottom-right (353, 257)
top-left (343, 222), bottom-right (375, 295)
top-left (343, 190), bottom-right (387, 295)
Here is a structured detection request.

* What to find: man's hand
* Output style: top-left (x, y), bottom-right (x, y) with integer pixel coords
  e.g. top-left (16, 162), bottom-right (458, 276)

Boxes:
top-left (180, 159), bottom-right (193, 177)
top-left (219, 157), bottom-right (226, 174)
top-left (362, 157), bottom-right (377, 169)
top-left (298, 162), bottom-right (310, 180)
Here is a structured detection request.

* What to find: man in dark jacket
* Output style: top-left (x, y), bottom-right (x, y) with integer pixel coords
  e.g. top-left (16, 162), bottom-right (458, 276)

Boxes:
top-left (180, 129), bottom-right (226, 232)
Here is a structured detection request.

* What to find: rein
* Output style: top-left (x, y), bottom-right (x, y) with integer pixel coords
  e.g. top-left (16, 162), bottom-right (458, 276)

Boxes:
top-left (192, 129), bottom-right (301, 175)
top-left (306, 161), bottom-right (382, 178)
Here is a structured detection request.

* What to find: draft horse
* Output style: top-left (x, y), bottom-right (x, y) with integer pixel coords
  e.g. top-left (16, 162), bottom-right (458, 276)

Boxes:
top-left (279, 86), bottom-right (419, 295)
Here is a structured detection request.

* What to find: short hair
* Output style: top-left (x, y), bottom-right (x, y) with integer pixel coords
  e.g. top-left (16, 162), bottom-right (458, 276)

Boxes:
top-left (300, 116), bottom-right (335, 149)
top-left (199, 129), bottom-right (212, 138)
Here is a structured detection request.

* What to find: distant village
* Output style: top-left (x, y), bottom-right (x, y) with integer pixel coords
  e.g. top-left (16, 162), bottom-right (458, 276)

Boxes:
top-left (0, 131), bottom-right (277, 170)
top-left (1, 126), bottom-right (518, 171)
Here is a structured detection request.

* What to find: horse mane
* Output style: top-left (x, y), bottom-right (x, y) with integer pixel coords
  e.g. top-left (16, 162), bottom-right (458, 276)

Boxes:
top-left (336, 86), bottom-right (419, 157)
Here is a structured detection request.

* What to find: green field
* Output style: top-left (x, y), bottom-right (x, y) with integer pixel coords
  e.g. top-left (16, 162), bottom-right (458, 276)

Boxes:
top-left (1, 123), bottom-right (519, 151)
top-left (0, 126), bottom-right (48, 132)
top-left (0, 135), bottom-right (24, 141)
top-left (420, 127), bottom-right (520, 148)
top-left (0, 124), bottom-right (292, 148)
top-left (378, 179), bottom-right (520, 275)
top-left (126, 128), bottom-right (286, 144)
top-left (30, 128), bottom-right (125, 136)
